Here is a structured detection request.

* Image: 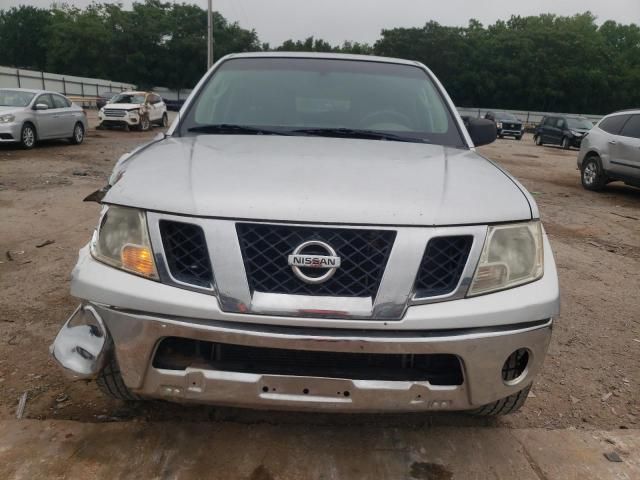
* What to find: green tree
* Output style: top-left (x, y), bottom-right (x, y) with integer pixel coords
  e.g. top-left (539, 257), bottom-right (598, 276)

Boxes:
top-left (0, 6), bottom-right (53, 70)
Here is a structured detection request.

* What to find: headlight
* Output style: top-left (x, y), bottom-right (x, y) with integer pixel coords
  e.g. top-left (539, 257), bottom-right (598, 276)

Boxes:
top-left (468, 221), bottom-right (543, 296)
top-left (496, 122), bottom-right (502, 129)
top-left (0, 114), bottom-right (15, 123)
top-left (571, 130), bottom-right (582, 136)
top-left (90, 205), bottom-right (158, 279)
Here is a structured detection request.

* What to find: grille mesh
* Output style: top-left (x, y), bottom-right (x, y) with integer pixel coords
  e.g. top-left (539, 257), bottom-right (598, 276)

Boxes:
top-left (103, 109), bottom-right (127, 117)
top-left (153, 337), bottom-right (464, 385)
top-left (414, 236), bottom-right (473, 298)
top-left (237, 223), bottom-right (396, 297)
top-left (159, 221), bottom-right (213, 288)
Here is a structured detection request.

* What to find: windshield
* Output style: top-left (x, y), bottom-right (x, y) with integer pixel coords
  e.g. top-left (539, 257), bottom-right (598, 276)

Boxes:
top-left (180, 57), bottom-right (465, 147)
top-left (496, 112), bottom-right (518, 121)
top-left (567, 117), bottom-right (593, 130)
top-left (0, 89), bottom-right (35, 107)
top-left (111, 93), bottom-right (146, 104)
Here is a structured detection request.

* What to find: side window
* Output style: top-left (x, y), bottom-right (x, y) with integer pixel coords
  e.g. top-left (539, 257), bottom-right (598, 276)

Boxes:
top-left (618, 115), bottom-right (640, 139)
top-left (36, 94), bottom-right (55, 108)
top-left (52, 95), bottom-right (71, 109)
top-left (152, 94), bottom-right (162, 104)
top-left (599, 115), bottom-right (630, 135)
top-left (543, 117), bottom-right (553, 126)
top-left (556, 118), bottom-right (565, 128)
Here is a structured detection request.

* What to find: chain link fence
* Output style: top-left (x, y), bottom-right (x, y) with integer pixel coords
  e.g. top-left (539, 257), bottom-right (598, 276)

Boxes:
top-left (457, 106), bottom-right (603, 130)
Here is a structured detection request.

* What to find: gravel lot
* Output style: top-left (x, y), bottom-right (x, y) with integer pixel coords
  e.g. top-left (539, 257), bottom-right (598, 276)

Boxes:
top-left (0, 112), bottom-right (638, 430)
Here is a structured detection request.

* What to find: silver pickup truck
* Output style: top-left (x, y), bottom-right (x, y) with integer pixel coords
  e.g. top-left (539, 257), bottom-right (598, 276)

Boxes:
top-left (52, 53), bottom-right (560, 415)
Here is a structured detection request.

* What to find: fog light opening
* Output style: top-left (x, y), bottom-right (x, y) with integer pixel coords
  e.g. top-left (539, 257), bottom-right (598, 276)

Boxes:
top-left (502, 348), bottom-right (530, 386)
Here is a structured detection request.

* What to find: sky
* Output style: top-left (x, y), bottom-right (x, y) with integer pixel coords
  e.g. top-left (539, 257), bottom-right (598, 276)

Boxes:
top-left (10, 0), bottom-right (640, 45)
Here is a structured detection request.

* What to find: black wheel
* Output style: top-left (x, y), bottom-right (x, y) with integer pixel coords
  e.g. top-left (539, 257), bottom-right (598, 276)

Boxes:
top-left (581, 155), bottom-right (608, 191)
top-left (161, 113), bottom-right (169, 128)
top-left (561, 136), bottom-right (571, 149)
top-left (20, 123), bottom-right (36, 149)
top-left (498, 134), bottom-right (504, 139)
top-left (470, 384), bottom-right (531, 416)
top-left (515, 135), bottom-right (522, 141)
top-left (534, 135), bottom-right (543, 146)
top-left (69, 122), bottom-right (84, 145)
top-left (138, 115), bottom-right (150, 131)
top-left (96, 356), bottom-right (139, 401)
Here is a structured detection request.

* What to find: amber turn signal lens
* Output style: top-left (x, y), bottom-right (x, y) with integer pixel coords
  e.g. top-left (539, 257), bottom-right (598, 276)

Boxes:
top-left (121, 244), bottom-right (156, 277)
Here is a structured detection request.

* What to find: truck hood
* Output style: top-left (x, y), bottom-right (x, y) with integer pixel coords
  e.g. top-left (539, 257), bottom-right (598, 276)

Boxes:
top-left (104, 135), bottom-right (533, 226)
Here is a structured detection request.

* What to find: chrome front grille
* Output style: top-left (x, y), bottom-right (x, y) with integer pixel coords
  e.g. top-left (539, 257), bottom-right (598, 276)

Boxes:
top-left (147, 212), bottom-right (486, 319)
top-left (236, 223), bottom-right (396, 298)
top-left (103, 109), bottom-right (127, 117)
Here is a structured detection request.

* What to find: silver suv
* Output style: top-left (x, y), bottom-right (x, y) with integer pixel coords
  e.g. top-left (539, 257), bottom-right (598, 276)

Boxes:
top-left (51, 53), bottom-right (560, 415)
top-left (578, 110), bottom-right (640, 191)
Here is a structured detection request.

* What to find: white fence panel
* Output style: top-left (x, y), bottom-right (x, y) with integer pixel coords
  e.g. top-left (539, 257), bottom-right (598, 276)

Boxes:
top-left (0, 65), bottom-right (136, 105)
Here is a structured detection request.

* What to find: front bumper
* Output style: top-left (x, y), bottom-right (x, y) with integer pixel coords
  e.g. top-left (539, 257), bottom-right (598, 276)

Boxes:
top-left (0, 122), bottom-right (21, 142)
top-left (98, 113), bottom-right (140, 127)
top-left (570, 136), bottom-right (584, 148)
top-left (53, 303), bottom-right (552, 412)
top-left (52, 233), bottom-right (559, 412)
top-left (498, 129), bottom-right (523, 137)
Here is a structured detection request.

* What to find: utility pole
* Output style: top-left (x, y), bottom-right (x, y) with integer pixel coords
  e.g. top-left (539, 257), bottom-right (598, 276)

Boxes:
top-left (207, 0), bottom-right (213, 69)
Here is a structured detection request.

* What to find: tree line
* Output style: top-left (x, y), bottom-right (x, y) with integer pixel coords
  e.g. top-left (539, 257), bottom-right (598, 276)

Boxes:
top-left (1, 2), bottom-right (638, 114)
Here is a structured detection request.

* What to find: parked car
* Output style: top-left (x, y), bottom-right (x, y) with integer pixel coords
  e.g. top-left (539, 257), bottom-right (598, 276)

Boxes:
top-left (97, 91), bottom-right (168, 131)
top-left (577, 109), bottom-right (640, 191)
top-left (0, 88), bottom-right (87, 149)
top-left (484, 111), bottom-right (524, 140)
top-left (96, 91), bottom-right (121, 110)
top-left (164, 98), bottom-right (186, 112)
top-left (52, 53), bottom-right (559, 416)
top-left (534, 115), bottom-right (593, 149)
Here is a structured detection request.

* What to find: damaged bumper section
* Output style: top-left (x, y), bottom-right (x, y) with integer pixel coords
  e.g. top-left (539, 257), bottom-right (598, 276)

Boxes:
top-left (52, 299), bottom-right (552, 412)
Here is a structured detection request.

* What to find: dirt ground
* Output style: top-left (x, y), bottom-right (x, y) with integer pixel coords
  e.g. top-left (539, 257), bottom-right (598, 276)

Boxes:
top-left (0, 113), bottom-right (638, 430)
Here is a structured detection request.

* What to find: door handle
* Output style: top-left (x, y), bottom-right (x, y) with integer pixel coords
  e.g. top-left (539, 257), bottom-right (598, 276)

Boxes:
top-left (608, 140), bottom-right (616, 145)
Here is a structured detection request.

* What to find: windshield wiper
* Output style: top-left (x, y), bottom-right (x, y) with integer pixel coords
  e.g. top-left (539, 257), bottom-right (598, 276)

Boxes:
top-left (291, 127), bottom-right (430, 144)
top-left (187, 124), bottom-right (292, 136)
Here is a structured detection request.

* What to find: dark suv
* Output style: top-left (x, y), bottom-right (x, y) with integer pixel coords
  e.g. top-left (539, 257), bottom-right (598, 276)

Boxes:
top-left (534, 115), bottom-right (593, 149)
top-left (484, 111), bottom-right (523, 140)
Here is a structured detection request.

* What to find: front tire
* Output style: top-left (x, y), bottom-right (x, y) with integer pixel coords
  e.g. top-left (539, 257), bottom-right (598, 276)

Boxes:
top-left (534, 135), bottom-right (543, 146)
top-left (138, 115), bottom-right (150, 132)
top-left (561, 137), bottom-right (571, 149)
top-left (471, 384), bottom-right (531, 416)
top-left (20, 123), bottom-right (36, 149)
top-left (70, 122), bottom-right (84, 145)
top-left (96, 356), bottom-right (139, 401)
top-left (581, 155), bottom-right (607, 191)
top-left (515, 135), bottom-right (522, 141)
top-left (161, 113), bottom-right (169, 128)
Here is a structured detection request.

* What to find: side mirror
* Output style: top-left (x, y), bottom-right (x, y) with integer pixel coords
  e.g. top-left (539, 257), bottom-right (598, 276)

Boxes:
top-left (461, 116), bottom-right (497, 147)
top-left (34, 103), bottom-right (49, 111)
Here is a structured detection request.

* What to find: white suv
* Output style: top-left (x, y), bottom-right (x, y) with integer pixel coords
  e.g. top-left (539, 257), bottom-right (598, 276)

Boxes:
top-left (98, 91), bottom-right (168, 131)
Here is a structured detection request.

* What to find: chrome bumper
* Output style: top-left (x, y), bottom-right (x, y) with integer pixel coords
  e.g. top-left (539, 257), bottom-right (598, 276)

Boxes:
top-left (52, 302), bottom-right (552, 412)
